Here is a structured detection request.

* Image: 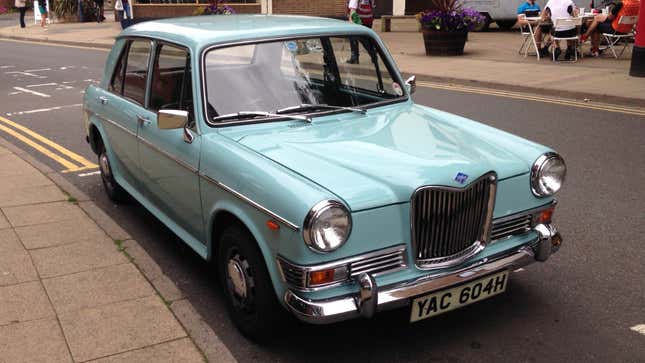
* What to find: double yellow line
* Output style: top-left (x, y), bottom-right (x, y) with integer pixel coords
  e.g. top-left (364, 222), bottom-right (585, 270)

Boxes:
top-left (417, 81), bottom-right (645, 117)
top-left (0, 116), bottom-right (97, 173)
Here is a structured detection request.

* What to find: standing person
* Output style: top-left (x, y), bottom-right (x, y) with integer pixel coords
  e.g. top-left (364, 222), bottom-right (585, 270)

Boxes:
top-left (94, 0), bottom-right (105, 22)
top-left (38, 0), bottom-right (48, 28)
top-left (347, 0), bottom-right (375, 64)
top-left (15, 0), bottom-right (27, 28)
top-left (122, 0), bottom-right (131, 19)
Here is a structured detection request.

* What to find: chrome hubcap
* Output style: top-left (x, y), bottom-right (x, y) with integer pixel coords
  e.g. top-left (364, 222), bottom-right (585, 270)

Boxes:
top-left (99, 153), bottom-right (111, 178)
top-left (227, 257), bottom-right (248, 299)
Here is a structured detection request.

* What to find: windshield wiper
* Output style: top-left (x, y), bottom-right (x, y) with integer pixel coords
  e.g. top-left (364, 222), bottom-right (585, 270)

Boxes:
top-left (212, 111), bottom-right (311, 123)
top-left (275, 103), bottom-right (367, 115)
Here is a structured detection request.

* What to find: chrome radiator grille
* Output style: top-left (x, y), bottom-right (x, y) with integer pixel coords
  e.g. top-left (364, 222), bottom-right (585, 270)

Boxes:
top-left (411, 173), bottom-right (497, 268)
top-left (349, 246), bottom-right (406, 278)
top-left (491, 214), bottom-right (532, 241)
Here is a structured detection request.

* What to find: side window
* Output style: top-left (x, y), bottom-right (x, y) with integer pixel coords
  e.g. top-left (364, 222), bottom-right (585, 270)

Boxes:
top-left (150, 44), bottom-right (194, 122)
top-left (123, 40), bottom-right (151, 105)
top-left (109, 45), bottom-right (127, 94)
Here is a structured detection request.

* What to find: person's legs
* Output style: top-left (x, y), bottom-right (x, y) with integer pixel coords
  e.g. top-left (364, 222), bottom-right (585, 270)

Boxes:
top-left (123, 2), bottom-right (131, 19)
top-left (19, 7), bottom-right (26, 28)
top-left (582, 14), bottom-right (607, 40)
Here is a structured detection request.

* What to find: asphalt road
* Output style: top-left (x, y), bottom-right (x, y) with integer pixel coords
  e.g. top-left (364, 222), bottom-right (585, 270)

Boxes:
top-left (1, 39), bottom-right (644, 362)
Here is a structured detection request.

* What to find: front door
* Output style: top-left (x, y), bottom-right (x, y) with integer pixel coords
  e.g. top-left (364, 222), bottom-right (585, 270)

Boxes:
top-left (138, 42), bottom-right (204, 245)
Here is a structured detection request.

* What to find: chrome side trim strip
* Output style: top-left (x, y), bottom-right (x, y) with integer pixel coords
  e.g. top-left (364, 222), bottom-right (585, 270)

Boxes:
top-left (492, 200), bottom-right (556, 225)
top-left (199, 174), bottom-right (299, 231)
top-left (138, 136), bottom-right (198, 174)
top-left (100, 115), bottom-right (137, 138)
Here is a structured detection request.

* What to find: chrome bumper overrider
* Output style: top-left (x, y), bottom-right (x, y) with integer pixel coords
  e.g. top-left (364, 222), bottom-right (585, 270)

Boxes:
top-left (284, 223), bottom-right (562, 324)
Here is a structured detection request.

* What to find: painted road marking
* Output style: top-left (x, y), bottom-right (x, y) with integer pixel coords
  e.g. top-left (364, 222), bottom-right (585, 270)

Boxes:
top-left (0, 65), bottom-right (16, 69)
top-left (417, 81), bottom-right (645, 117)
top-left (631, 324), bottom-right (645, 336)
top-left (24, 68), bottom-right (51, 73)
top-left (5, 71), bottom-right (47, 78)
top-left (12, 87), bottom-right (51, 98)
top-left (0, 116), bottom-right (97, 172)
top-left (5, 103), bottom-right (82, 116)
top-left (78, 171), bottom-right (101, 177)
top-left (26, 83), bottom-right (57, 88)
top-left (0, 38), bottom-right (110, 52)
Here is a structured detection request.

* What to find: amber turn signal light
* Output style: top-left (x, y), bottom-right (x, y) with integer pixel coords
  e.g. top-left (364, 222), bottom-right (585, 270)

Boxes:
top-left (309, 269), bottom-right (335, 286)
top-left (266, 220), bottom-right (280, 231)
top-left (535, 207), bottom-right (554, 225)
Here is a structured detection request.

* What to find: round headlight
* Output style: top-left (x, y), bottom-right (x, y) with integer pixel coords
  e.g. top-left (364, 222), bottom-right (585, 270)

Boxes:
top-left (531, 152), bottom-right (566, 197)
top-left (303, 200), bottom-right (352, 253)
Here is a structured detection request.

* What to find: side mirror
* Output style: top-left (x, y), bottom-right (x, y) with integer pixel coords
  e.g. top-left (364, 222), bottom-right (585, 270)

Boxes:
top-left (405, 75), bottom-right (416, 95)
top-left (157, 109), bottom-right (188, 130)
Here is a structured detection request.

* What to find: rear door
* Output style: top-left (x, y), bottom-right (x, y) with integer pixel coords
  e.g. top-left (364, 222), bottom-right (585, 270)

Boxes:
top-left (97, 38), bottom-right (154, 190)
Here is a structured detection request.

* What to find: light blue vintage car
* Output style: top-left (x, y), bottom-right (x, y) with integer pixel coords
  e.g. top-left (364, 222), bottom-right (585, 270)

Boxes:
top-left (83, 15), bottom-right (566, 339)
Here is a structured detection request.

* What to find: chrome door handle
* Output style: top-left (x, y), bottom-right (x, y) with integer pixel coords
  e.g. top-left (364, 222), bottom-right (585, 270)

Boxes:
top-left (98, 96), bottom-right (108, 105)
top-left (137, 115), bottom-right (151, 127)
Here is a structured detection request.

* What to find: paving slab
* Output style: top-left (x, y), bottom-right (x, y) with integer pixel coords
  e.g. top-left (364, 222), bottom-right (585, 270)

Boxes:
top-left (89, 338), bottom-right (204, 363)
top-left (15, 216), bottom-right (110, 250)
top-left (2, 201), bottom-right (87, 228)
top-left (30, 237), bottom-right (128, 278)
top-left (0, 318), bottom-right (72, 363)
top-left (43, 263), bottom-right (155, 314)
top-left (0, 211), bottom-right (9, 230)
top-left (0, 281), bottom-right (55, 326)
top-left (0, 229), bottom-right (38, 287)
top-left (0, 184), bottom-right (66, 207)
top-left (0, 146), bottom-right (10, 155)
top-left (0, 172), bottom-right (53, 190)
top-left (0, 153), bottom-right (43, 177)
top-left (58, 295), bottom-right (187, 362)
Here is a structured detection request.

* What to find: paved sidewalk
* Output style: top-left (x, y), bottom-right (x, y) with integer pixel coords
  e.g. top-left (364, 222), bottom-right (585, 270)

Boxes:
top-left (0, 15), bottom-right (643, 105)
top-left (0, 143), bottom-right (207, 362)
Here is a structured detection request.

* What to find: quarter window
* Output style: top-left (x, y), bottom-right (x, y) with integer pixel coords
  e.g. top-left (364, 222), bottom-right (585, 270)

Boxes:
top-left (109, 46), bottom-right (126, 94)
top-left (150, 44), bottom-right (193, 121)
top-left (123, 40), bottom-right (152, 105)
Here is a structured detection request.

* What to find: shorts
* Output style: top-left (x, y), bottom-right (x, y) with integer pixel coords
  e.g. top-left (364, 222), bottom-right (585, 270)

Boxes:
top-left (553, 28), bottom-right (577, 38)
top-left (597, 21), bottom-right (616, 34)
top-left (539, 24), bottom-right (552, 32)
top-left (38, 5), bottom-right (47, 14)
top-left (94, 0), bottom-right (104, 6)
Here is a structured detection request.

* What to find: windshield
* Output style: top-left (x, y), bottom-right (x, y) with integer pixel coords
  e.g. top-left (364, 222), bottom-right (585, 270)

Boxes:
top-left (203, 35), bottom-right (405, 124)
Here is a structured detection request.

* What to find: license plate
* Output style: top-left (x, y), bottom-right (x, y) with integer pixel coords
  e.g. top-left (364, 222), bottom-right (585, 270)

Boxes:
top-left (410, 270), bottom-right (509, 323)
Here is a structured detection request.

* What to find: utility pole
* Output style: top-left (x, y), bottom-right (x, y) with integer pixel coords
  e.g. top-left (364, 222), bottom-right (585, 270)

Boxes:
top-left (629, 0), bottom-right (645, 76)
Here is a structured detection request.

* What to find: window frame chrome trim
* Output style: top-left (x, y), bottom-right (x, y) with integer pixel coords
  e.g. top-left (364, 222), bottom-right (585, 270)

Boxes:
top-left (276, 244), bottom-right (407, 292)
top-left (199, 174), bottom-right (299, 231)
top-left (410, 171), bottom-right (497, 270)
top-left (199, 32), bottom-right (409, 128)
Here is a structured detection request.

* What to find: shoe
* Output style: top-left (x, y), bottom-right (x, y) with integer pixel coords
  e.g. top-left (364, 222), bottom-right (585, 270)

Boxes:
top-left (588, 48), bottom-right (601, 57)
top-left (553, 47), bottom-right (561, 60)
top-left (564, 47), bottom-right (574, 61)
top-left (539, 46), bottom-right (550, 57)
top-left (346, 58), bottom-right (359, 64)
top-left (580, 34), bottom-right (588, 43)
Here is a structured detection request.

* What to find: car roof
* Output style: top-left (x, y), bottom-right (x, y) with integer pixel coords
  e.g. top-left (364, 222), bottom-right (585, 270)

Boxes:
top-left (119, 15), bottom-right (375, 51)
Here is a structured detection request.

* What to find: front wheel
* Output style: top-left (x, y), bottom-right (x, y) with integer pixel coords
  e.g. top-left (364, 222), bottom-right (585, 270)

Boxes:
top-left (98, 146), bottom-right (128, 203)
top-left (218, 225), bottom-right (289, 341)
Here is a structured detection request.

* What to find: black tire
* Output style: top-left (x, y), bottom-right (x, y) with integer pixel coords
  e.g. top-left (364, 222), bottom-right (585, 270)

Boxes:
top-left (218, 225), bottom-right (289, 341)
top-left (98, 144), bottom-right (128, 203)
top-left (496, 20), bottom-right (517, 30)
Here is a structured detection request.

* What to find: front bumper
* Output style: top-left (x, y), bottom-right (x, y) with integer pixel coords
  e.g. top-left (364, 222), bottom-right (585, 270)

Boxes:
top-left (284, 223), bottom-right (562, 324)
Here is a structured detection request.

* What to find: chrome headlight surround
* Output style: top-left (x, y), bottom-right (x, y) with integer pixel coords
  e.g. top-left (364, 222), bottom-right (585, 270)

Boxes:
top-left (531, 152), bottom-right (566, 197)
top-left (303, 200), bottom-right (352, 253)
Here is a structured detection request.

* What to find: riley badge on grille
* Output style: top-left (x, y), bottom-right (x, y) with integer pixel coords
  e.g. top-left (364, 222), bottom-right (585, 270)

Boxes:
top-left (454, 172), bottom-right (469, 184)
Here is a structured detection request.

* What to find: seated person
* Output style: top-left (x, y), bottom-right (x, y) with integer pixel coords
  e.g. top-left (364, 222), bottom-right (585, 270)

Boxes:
top-left (542, 0), bottom-right (579, 60)
top-left (580, 0), bottom-right (640, 56)
top-left (517, 0), bottom-right (553, 56)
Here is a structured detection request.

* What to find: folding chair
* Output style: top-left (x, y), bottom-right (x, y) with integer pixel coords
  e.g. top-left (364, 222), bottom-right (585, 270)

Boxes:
top-left (552, 17), bottom-right (583, 62)
top-left (602, 15), bottom-right (638, 58)
top-left (518, 15), bottom-right (541, 59)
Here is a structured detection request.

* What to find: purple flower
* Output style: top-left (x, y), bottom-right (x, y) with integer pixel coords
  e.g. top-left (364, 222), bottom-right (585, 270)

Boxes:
top-left (417, 4), bottom-right (484, 32)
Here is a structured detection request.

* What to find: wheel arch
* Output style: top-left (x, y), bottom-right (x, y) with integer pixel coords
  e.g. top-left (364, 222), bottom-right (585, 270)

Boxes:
top-left (88, 121), bottom-right (107, 155)
top-left (206, 203), bottom-right (289, 303)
